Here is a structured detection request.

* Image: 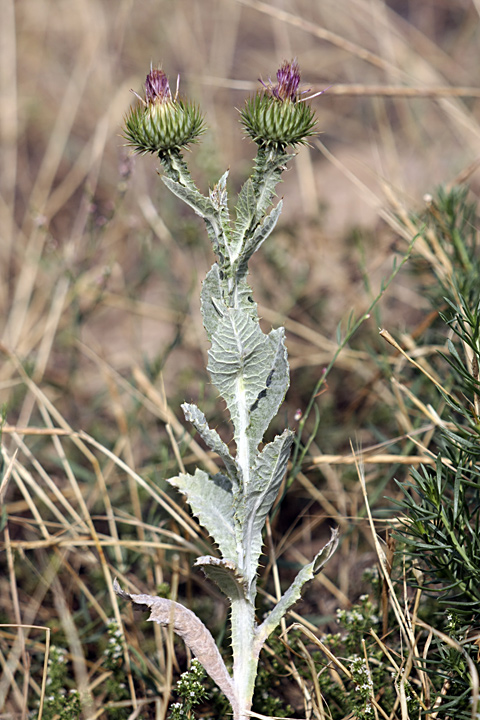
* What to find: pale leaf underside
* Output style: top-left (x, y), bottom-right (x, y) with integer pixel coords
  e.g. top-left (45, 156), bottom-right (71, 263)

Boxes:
top-left (113, 579), bottom-right (238, 714)
top-left (195, 555), bottom-right (248, 600)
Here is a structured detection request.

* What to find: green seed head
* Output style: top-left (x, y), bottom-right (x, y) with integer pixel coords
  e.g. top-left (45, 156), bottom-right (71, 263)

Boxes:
top-left (240, 60), bottom-right (318, 148)
top-left (124, 68), bottom-right (205, 155)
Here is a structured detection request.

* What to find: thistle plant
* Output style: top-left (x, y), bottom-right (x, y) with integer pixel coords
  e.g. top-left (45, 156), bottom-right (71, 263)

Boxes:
top-left (116, 61), bottom-right (338, 720)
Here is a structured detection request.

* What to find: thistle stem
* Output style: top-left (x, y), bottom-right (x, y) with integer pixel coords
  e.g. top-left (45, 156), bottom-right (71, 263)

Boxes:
top-left (230, 597), bottom-right (258, 720)
top-left (251, 145), bottom-right (293, 221)
top-left (159, 148), bottom-right (197, 190)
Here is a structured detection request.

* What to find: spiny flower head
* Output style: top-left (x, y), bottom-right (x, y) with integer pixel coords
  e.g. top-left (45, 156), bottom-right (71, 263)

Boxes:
top-left (240, 59), bottom-right (319, 148)
top-left (124, 67), bottom-right (205, 155)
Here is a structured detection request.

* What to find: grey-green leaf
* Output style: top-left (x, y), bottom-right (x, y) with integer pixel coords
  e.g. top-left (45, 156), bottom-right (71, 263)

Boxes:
top-left (182, 403), bottom-right (240, 487)
top-left (168, 470), bottom-right (237, 561)
top-left (239, 429), bottom-right (294, 583)
top-left (162, 175), bottom-right (212, 218)
top-left (252, 146), bottom-right (292, 218)
top-left (231, 178), bottom-right (257, 258)
top-left (201, 264), bottom-right (227, 342)
top-left (209, 170), bottom-right (230, 213)
top-left (195, 555), bottom-right (248, 600)
top-left (208, 309), bottom-right (287, 448)
top-left (162, 176), bottom-right (227, 260)
top-left (236, 201), bottom-right (283, 281)
top-left (247, 326), bottom-right (289, 452)
top-left (201, 265), bottom-right (258, 341)
top-left (254, 528), bottom-right (339, 649)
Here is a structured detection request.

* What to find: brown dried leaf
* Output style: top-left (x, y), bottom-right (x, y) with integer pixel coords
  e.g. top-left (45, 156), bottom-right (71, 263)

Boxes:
top-left (113, 579), bottom-right (238, 713)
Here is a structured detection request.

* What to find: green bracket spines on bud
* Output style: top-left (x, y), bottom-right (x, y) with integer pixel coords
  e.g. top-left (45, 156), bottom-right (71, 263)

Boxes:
top-left (240, 94), bottom-right (317, 148)
top-left (124, 66), bottom-right (205, 155)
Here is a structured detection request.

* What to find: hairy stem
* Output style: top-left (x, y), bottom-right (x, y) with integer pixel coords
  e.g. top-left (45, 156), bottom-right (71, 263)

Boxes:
top-left (230, 597), bottom-right (258, 720)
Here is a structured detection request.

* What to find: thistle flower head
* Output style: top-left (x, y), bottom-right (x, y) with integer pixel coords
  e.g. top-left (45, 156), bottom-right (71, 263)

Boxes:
top-left (261, 59), bottom-right (302, 102)
top-left (240, 59), bottom-right (319, 148)
top-left (124, 67), bottom-right (205, 155)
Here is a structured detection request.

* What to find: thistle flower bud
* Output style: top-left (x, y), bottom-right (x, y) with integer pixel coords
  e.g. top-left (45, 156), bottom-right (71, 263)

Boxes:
top-left (124, 67), bottom-right (205, 155)
top-left (240, 60), bottom-right (318, 148)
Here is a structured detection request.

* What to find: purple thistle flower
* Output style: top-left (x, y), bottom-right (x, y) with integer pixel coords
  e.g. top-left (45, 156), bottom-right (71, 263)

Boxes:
top-left (273, 59), bottom-right (301, 101)
top-left (260, 59), bottom-right (303, 103)
top-left (144, 68), bottom-right (172, 105)
top-left (274, 59), bottom-right (301, 100)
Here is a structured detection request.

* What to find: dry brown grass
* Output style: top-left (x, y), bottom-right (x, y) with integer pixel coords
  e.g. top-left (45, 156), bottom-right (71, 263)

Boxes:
top-left (1, 0), bottom-right (480, 717)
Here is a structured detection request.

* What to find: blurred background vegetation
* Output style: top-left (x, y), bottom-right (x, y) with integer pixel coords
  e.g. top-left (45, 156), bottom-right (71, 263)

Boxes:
top-left (1, 0), bottom-right (480, 718)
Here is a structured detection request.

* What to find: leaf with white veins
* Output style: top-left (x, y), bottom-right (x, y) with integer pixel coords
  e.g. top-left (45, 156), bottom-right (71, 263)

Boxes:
top-left (208, 310), bottom-right (288, 451)
top-left (201, 265), bottom-right (258, 342)
top-left (247, 327), bottom-right (289, 453)
top-left (236, 201), bottom-right (283, 281)
top-left (168, 470), bottom-right (237, 562)
top-left (162, 176), bottom-right (227, 260)
top-left (232, 177), bottom-right (256, 258)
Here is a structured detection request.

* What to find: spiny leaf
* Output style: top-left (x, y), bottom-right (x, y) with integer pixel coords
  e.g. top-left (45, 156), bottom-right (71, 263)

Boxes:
top-left (246, 326), bottom-right (289, 452)
top-left (182, 402), bottom-right (240, 487)
top-left (207, 310), bottom-right (289, 451)
top-left (200, 264), bottom-right (257, 341)
top-left (254, 528), bottom-right (339, 649)
top-left (162, 176), bottom-right (228, 261)
top-left (195, 555), bottom-right (248, 600)
top-left (231, 178), bottom-right (257, 258)
top-left (238, 429), bottom-right (295, 586)
top-left (252, 145), bottom-right (293, 219)
top-left (167, 470), bottom-right (237, 561)
top-left (236, 201), bottom-right (283, 282)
